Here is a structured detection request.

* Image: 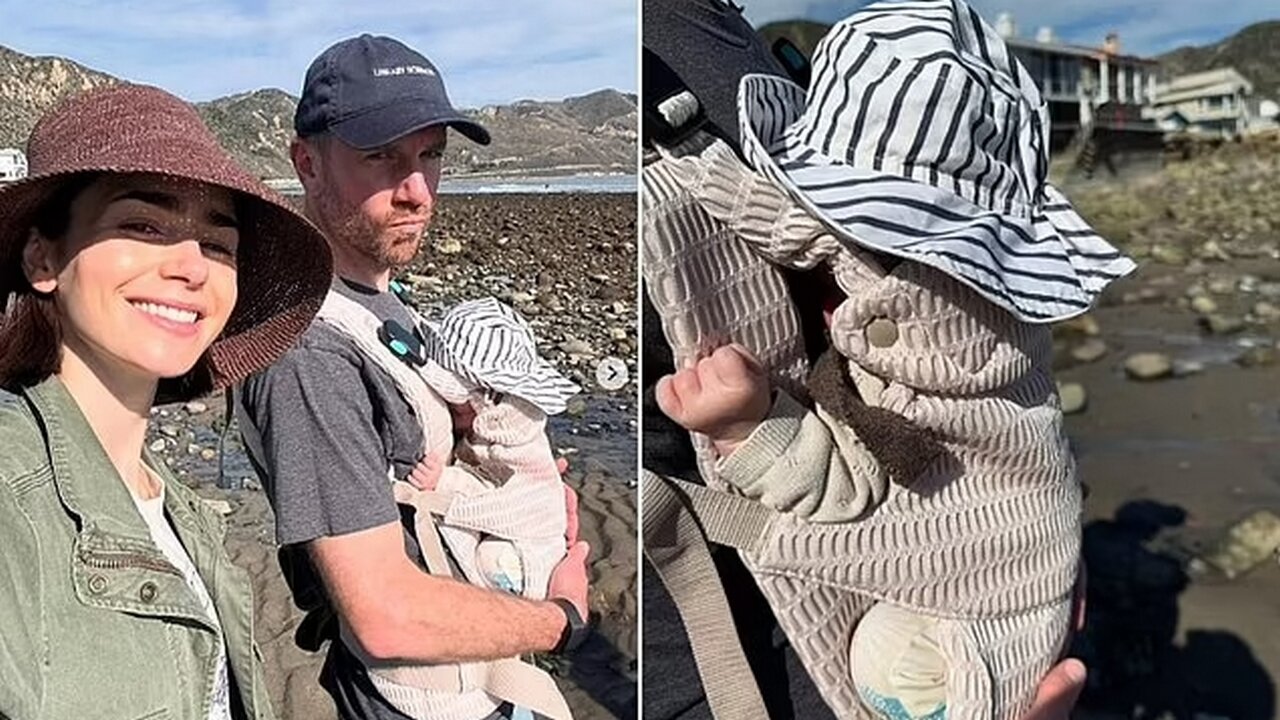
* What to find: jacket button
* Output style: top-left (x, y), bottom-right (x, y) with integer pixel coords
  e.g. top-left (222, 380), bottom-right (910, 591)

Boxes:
top-left (865, 318), bottom-right (899, 348)
top-left (87, 574), bottom-right (108, 595)
top-left (139, 581), bottom-right (159, 603)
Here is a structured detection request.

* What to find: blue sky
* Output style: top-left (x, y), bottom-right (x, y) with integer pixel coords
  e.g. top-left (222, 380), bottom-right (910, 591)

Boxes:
top-left (0, 0), bottom-right (637, 105)
top-left (742, 0), bottom-right (1278, 57)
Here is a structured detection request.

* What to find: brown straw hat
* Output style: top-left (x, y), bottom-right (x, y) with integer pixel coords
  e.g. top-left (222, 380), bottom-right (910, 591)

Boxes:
top-left (0, 83), bottom-right (332, 401)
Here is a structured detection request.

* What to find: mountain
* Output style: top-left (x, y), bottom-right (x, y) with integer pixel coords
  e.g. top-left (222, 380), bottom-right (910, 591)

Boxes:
top-left (1157, 21), bottom-right (1280, 101)
top-left (0, 46), bottom-right (118, 147)
top-left (0, 45), bottom-right (636, 179)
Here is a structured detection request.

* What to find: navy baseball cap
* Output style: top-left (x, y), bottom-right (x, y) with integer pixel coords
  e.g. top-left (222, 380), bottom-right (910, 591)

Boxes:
top-left (295, 34), bottom-right (490, 149)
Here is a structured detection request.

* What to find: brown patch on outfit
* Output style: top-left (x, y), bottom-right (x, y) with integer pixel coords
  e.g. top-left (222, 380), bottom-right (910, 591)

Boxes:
top-left (806, 347), bottom-right (945, 487)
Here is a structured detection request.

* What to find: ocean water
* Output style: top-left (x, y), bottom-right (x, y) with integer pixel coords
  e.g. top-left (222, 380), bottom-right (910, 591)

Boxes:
top-left (265, 173), bottom-right (636, 197)
top-left (439, 173), bottom-right (636, 195)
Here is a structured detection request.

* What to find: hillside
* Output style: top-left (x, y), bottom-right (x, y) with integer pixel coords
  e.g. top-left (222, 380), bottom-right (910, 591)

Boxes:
top-left (1157, 20), bottom-right (1280, 100)
top-left (0, 45), bottom-right (636, 179)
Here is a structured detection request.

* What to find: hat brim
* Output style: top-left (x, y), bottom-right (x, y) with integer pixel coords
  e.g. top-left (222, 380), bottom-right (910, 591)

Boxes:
top-left (0, 166), bottom-right (331, 397)
top-left (330, 103), bottom-right (491, 149)
top-left (419, 320), bottom-right (580, 416)
top-left (737, 73), bottom-right (1135, 324)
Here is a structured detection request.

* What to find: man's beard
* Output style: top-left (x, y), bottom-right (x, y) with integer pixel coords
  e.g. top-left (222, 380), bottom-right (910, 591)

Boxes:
top-left (310, 179), bottom-right (427, 270)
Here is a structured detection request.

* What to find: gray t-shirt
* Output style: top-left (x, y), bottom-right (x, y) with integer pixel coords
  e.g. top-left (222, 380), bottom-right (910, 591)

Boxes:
top-left (241, 279), bottom-right (507, 720)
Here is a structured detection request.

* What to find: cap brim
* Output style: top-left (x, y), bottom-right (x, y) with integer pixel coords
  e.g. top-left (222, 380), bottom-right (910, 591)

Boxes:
top-left (329, 103), bottom-right (491, 149)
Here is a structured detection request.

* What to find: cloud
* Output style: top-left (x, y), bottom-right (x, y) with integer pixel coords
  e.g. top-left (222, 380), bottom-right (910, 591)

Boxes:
top-left (741, 0), bottom-right (1278, 57)
top-left (0, 0), bottom-right (637, 104)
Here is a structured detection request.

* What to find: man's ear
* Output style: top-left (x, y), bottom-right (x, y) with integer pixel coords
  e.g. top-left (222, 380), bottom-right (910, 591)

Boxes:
top-left (291, 137), bottom-right (320, 190)
top-left (22, 229), bottom-right (58, 294)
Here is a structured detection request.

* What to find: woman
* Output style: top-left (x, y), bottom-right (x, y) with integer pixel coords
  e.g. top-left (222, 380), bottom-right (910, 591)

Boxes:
top-left (0, 84), bottom-right (331, 719)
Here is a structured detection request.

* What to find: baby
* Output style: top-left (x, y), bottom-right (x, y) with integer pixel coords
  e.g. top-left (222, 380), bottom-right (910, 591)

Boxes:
top-left (408, 296), bottom-right (581, 600)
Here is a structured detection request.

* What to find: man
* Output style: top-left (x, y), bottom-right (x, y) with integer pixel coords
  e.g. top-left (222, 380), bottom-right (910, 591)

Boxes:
top-left (239, 34), bottom-right (590, 720)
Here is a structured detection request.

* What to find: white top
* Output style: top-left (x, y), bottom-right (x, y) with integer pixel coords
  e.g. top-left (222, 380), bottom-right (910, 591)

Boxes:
top-left (131, 476), bottom-right (232, 720)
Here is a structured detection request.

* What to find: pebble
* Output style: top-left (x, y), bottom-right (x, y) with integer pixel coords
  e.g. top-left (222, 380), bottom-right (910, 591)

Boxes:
top-left (1197, 240), bottom-right (1231, 261)
top-left (1060, 314), bottom-right (1101, 337)
top-left (560, 338), bottom-right (594, 356)
top-left (1237, 347), bottom-right (1278, 368)
top-left (200, 448), bottom-right (218, 461)
top-left (202, 499), bottom-right (235, 517)
top-left (1201, 314), bottom-right (1245, 335)
top-left (435, 237), bottom-right (463, 255)
top-left (1150, 245), bottom-right (1187, 265)
top-left (159, 424), bottom-right (181, 439)
top-left (148, 439), bottom-right (167, 453)
top-left (1252, 301), bottom-right (1280, 322)
top-left (1189, 296), bottom-right (1218, 315)
top-left (1207, 278), bottom-right (1236, 295)
top-left (1124, 353), bottom-right (1173, 381)
top-left (1057, 382), bottom-right (1087, 415)
top-left (1070, 339), bottom-right (1108, 364)
top-left (184, 401), bottom-right (208, 415)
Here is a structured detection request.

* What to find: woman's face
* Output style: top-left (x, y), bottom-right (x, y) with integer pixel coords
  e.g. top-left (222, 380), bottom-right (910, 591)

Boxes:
top-left (24, 173), bottom-right (240, 384)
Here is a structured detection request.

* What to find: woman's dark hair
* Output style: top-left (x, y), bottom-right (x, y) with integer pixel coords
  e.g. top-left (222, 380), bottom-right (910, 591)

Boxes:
top-left (0, 174), bottom-right (99, 391)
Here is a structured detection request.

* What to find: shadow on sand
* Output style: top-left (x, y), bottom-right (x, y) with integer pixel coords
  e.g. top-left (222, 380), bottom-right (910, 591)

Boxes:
top-left (1073, 500), bottom-right (1275, 720)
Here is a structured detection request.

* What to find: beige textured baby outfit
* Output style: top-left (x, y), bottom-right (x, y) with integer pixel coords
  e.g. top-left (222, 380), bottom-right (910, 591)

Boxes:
top-left (643, 138), bottom-right (1084, 720)
top-left (298, 286), bottom-right (575, 720)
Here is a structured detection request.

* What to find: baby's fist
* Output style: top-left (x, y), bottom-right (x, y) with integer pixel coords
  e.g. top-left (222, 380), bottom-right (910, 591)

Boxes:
top-left (656, 344), bottom-right (771, 455)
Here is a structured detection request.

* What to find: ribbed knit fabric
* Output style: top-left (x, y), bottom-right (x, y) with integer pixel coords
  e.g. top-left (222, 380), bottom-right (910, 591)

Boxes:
top-left (316, 290), bottom-right (571, 720)
top-left (642, 138), bottom-right (1098, 720)
top-left (431, 394), bottom-right (568, 599)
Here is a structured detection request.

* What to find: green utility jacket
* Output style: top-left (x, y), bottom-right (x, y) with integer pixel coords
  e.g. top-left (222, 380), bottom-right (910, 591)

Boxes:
top-left (0, 377), bottom-right (273, 720)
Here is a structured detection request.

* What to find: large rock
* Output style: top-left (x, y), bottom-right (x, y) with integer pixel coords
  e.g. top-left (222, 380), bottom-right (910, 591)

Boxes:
top-left (1124, 353), bottom-right (1173, 381)
top-left (1201, 511), bottom-right (1280, 580)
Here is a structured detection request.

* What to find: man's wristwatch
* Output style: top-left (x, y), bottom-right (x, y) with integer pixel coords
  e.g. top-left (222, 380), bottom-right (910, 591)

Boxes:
top-left (550, 598), bottom-right (589, 654)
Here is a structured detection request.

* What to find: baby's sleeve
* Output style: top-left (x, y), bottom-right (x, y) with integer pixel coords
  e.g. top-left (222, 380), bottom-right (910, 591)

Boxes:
top-left (716, 390), bottom-right (889, 523)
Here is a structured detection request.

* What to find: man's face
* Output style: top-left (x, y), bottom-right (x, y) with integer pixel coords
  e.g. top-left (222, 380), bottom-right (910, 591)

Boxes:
top-left (304, 125), bottom-right (446, 270)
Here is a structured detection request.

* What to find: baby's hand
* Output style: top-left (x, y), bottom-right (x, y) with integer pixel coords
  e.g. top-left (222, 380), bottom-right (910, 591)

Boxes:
top-left (407, 451), bottom-right (447, 491)
top-left (656, 344), bottom-right (772, 457)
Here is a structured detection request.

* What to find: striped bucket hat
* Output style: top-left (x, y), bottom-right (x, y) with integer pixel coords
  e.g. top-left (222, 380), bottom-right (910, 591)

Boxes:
top-left (421, 297), bottom-right (580, 415)
top-left (737, 0), bottom-right (1135, 323)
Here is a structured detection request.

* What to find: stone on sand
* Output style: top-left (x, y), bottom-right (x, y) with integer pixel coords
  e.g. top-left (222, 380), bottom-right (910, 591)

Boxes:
top-left (1124, 353), bottom-right (1173, 381)
top-left (1201, 510), bottom-right (1280, 580)
top-left (1070, 339), bottom-right (1109, 364)
top-left (1057, 382), bottom-right (1087, 415)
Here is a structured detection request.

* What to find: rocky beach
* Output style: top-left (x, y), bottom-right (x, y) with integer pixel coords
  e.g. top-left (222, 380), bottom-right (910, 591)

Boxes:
top-left (1054, 133), bottom-right (1280, 718)
top-left (144, 193), bottom-right (638, 720)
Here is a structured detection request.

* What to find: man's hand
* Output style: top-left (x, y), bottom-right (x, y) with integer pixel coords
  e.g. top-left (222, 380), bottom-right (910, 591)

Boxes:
top-left (547, 484), bottom-right (590, 618)
top-left (655, 344), bottom-right (772, 457)
top-left (1021, 659), bottom-right (1086, 720)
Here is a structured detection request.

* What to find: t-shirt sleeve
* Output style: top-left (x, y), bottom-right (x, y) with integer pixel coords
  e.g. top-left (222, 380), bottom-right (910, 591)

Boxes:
top-left (240, 346), bottom-right (401, 546)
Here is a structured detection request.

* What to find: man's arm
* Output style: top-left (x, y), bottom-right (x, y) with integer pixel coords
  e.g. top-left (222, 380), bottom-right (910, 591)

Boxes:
top-left (309, 520), bottom-right (589, 663)
top-left (241, 341), bottom-right (588, 664)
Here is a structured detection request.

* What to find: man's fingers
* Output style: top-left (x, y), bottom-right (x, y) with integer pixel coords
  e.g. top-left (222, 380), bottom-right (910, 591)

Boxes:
top-left (1022, 658), bottom-right (1086, 720)
top-left (563, 484), bottom-right (580, 545)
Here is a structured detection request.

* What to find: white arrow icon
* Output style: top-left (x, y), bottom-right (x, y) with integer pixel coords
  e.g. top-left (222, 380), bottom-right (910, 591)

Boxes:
top-left (595, 356), bottom-right (629, 391)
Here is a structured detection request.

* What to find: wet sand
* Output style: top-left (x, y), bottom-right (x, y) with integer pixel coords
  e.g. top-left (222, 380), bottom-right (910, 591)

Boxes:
top-left (1058, 263), bottom-right (1280, 719)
